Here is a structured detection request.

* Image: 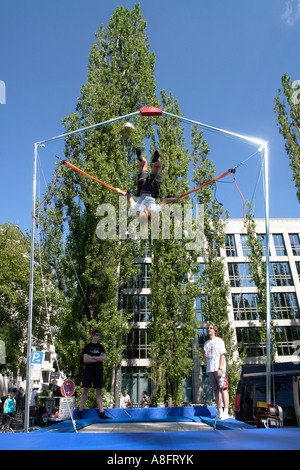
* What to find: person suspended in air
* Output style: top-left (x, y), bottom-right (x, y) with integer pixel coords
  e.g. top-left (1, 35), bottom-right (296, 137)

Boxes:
top-left (116, 147), bottom-right (179, 226)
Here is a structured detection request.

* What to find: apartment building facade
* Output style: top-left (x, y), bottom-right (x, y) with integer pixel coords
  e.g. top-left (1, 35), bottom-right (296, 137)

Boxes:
top-left (120, 218), bottom-right (300, 405)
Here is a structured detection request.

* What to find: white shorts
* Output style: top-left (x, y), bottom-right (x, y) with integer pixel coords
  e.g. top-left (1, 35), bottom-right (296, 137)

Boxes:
top-left (129, 194), bottom-right (162, 216)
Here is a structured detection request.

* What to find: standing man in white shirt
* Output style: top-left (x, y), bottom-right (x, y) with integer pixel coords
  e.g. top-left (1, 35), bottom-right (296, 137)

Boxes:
top-left (123, 390), bottom-right (131, 408)
top-left (202, 323), bottom-right (230, 420)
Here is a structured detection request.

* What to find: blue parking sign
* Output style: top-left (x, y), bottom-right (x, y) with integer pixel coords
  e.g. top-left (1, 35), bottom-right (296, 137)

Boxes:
top-left (31, 351), bottom-right (44, 364)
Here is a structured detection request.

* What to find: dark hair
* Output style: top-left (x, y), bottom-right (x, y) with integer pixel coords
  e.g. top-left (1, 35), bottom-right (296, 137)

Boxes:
top-left (91, 329), bottom-right (100, 336)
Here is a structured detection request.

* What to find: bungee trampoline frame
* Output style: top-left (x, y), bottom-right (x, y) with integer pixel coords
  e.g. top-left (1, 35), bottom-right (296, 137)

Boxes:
top-left (25, 106), bottom-right (271, 436)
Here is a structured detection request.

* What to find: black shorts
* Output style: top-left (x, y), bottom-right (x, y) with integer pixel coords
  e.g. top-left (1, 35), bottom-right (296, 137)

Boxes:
top-left (81, 367), bottom-right (103, 389)
top-left (137, 171), bottom-right (161, 198)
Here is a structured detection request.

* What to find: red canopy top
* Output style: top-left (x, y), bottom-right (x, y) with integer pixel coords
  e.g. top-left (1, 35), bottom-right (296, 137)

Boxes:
top-left (140, 106), bottom-right (162, 116)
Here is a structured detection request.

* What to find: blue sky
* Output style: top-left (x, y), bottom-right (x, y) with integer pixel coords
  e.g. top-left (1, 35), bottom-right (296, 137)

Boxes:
top-left (1, 0), bottom-right (299, 234)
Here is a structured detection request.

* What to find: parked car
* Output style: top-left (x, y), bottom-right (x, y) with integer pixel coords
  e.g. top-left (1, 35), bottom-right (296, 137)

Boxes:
top-left (235, 362), bottom-right (300, 427)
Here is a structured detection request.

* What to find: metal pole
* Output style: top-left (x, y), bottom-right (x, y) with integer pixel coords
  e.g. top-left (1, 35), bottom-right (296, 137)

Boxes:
top-left (264, 144), bottom-right (272, 404)
top-left (24, 142), bottom-right (38, 432)
top-left (161, 110), bottom-right (267, 148)
top-left (163, 110), bottom-right (273, 404)
top-left (26, 107), bottom-right (272, 427)
top-left (36, 111), bottom-right (140, 146)
top-left (24, 111), bottom-right (139, 431)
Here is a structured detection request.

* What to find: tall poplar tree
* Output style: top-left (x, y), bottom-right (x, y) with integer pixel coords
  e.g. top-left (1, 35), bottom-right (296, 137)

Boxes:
top-left (0, 223), bottom-right (61, 376)
top-left (274, 74), bottom-right (300, 203)
top-left (39, 5), bottom-right (200, 406)
top-left (245, 203), bottom-right (278, 361)
top-left (39, 4), bottom-right (158, 392)
top-left (148, 93), bottom-right (199, 406)
top-left (191, 128), bottom-right (231, 341)
top-left (191, 128), bottom-right (240, 408)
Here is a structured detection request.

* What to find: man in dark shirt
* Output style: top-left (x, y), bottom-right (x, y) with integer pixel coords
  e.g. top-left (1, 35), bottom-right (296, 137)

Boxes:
top-left (77, 329), bottom-right (112, 420)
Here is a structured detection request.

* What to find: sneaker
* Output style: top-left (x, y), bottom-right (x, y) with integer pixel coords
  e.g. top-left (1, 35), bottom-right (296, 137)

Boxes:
top-left (220, 412), bottom-right (229, 420)
top-left (136, 147), bottom-right (143, 161)
top-left (100, 411), bottom-right (113, 419)
top-left (152, 150), bottom-right (160, 163)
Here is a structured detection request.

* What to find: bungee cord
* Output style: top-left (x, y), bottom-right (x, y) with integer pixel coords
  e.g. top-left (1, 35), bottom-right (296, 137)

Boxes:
top-left (176, 168), bottom-right (234, 200)
top-left (34, 148), bottom-right (262, 238)
top-left (37, 227), bottom-right (78, 433)
top-left (63, 160), bottom-right (120, 193)
top-left (233, 171), bottom-right (264, 238)
top-left (36, 161), bottom-right (78, 432)
top-left (36, 152), bottom-right (93, 318)
top-left (33, 161), bottom-right (63, 226)
top-left (25, 107), bottom-right (271, 431)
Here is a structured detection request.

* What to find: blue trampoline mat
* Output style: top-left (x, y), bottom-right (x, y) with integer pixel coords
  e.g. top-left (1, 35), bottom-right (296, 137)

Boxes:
top-left (1, 406), bottom-right (299, 450)
top-left (32, 405), bottom-right (214, 433)
top-left (74, 405), bottom-right (217, 420)
top-left (1, 428), bottom-right (300, 450)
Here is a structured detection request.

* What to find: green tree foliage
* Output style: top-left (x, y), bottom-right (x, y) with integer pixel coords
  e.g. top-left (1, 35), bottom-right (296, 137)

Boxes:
top-left (246, 203), bottom-right (267, 315)
top-left (148, 93), bottom-right (199, 406)
top-left (191, 128), bottom-right (242, 410)
top-left (245, 203), bottom-right (278, 361)
top-left (274, 73), bottom-right (300, 203)
top-left (37, 4), bottom-right (243, 408)
top-left (191, 128), bottom-right (231, 340)
top-left (0, 223), bottom-right (61, 376)
top-left (39, 4), bottom-right (158, 388)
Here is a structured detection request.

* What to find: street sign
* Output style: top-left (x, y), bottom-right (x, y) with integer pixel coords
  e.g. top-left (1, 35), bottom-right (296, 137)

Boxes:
top-left (30, 351), bottom-right (44, 380)
top-left (59, 396), bottom-right (76, 419)
top-left (61, 379), bottom-right (76, 397)
top-left (31, 351), bottom-right (44, 364)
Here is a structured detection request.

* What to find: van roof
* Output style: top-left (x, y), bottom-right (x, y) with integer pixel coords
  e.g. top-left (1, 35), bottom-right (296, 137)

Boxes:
top-left (241, 362), bottom-right (300, 378)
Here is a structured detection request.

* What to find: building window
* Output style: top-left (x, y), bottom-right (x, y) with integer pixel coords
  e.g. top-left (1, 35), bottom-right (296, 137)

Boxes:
top-left (257, 234), bottom-right (267, 256)
top-left (289, 234), bottom-right (300, 256)
top-left (236, 327), bottom-right (266, 357)
top-left (232, 293), bottom-right (260, 321)
top-left (182, 376), bottom-right (193, 403)
top-left (228, 263), bottom-right (255, 287)
top-left (296, 261), bottom-right (300, 281)
top-left (124, 263), bottom-right (151, 289)
top-left (195, 296), bottom-right (206, 322)
top-left (233, 292), bottom-right (300, 321)
top-left (275, 326), bottom-right (300, 356)
top-left (240, 234), bottom-right (251, 256)
top-left (125, 329), bottom-right (150, 360)
top-left (225, 234), bottom-right (237, 257)
top-left (121, 367), bottom-right (152, 405)
top-left (272, 292), bottom-right (300, 320)
top-left (194, 263), bottom-right (205, 284)
top-left (273, 234), bottom-right (287, 256)
top-left (198, 328), bottom-right (209, 349)
top-left (123, 294), bottom-right (152, 322)
top-left (270, 262), bottom-right (293, 286)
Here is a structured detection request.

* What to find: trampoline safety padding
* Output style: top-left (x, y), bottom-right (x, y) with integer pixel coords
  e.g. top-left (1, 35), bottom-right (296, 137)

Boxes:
top-left (1, 406), bottom-right (299, 451)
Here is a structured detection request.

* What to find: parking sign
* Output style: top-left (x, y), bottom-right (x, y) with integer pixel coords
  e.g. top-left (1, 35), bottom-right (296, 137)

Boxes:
top-left (30, 351), bottom-right (44, 380)
top-left (31, 351), bottom-right (44, 364)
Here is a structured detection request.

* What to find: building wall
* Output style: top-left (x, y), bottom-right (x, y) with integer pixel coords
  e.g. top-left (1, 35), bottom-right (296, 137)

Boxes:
top-left (120, 219), bottom-right (300, 405)
top-left (221, 219), bottom-right (300, 364)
